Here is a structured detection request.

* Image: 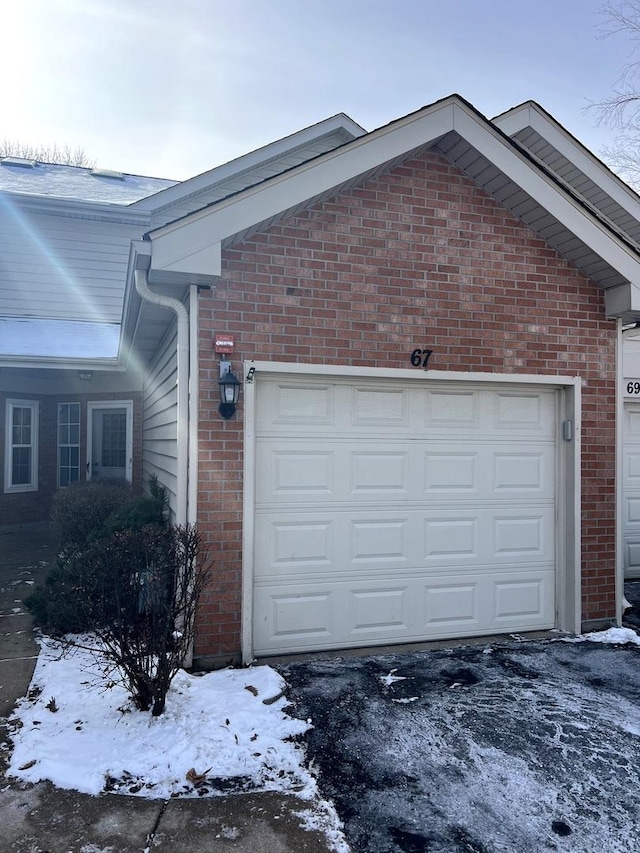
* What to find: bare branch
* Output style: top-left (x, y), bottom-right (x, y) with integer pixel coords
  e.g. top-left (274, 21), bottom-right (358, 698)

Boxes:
top-left (0, 138), bottom-right (96, 167)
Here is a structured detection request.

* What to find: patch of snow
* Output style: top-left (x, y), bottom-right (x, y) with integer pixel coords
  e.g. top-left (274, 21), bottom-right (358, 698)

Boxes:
top-left (378, 669), bottom-right (407, 687)
top-left (8, 638), bottom-right (312, 800)
top-left (294, 807), bottom-right (351, 853)
top-left (563, 627), bottom-right (640, 646)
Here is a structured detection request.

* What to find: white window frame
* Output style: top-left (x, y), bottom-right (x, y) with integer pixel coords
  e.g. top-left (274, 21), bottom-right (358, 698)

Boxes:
top-left (4, 399), bottom-right (39, 494)
top-left (57, 402), bottom-right (81, 488)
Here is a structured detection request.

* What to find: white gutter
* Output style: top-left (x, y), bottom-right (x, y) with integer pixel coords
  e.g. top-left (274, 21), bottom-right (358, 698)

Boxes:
top-left (134, 268), bottom-right (189, 524)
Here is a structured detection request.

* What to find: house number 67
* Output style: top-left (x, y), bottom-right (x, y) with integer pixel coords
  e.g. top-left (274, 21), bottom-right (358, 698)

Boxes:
top-left (410, 348), bottom-right (433, 368)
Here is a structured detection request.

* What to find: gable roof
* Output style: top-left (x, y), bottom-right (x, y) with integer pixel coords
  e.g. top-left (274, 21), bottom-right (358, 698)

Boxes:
top-left (493, 100), bottom-right (640, 249)
top-left (135, 94), bottom-right (640, 322)
top-left (131, 113), bottom-right (366, 217)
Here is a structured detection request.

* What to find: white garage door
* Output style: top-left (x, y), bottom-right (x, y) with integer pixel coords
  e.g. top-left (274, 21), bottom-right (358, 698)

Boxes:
top-left (252, 376), bottom-right (557, 655)
top-left (623, 403), bottom-right (640, 578)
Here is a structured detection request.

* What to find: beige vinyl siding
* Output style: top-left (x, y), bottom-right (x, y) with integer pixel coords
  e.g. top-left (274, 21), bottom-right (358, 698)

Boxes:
top-left (142, 323), bottom-right (178, 516)
top-left (0, 207), bottom-right (147, 323)
top-left (151, 131), bottom-right (351, 228)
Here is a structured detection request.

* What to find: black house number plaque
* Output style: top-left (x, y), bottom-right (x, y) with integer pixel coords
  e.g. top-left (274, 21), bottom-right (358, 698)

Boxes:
top-left (410, 348), bottom-right (433, 369)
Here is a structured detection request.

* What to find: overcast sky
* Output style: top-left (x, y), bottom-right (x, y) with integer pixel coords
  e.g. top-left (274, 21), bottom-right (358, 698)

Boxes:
top-left (0, 0), bottom-right (636, 180)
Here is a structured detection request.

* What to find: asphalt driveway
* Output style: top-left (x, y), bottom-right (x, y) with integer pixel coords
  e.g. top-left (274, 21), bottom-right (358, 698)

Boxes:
top-left (279, 637), bottom-right (640, 853)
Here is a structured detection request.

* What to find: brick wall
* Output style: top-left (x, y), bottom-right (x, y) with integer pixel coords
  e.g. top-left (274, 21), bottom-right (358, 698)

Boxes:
top-left (195, 150), bottom-right (617, 659)
top-left (0, 391), bottom-right (143, 527)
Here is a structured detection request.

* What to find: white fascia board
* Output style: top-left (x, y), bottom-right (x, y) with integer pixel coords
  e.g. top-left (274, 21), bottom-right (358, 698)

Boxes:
top-left (454, 109), bottom-right (640, 284)
top-left (493, 103), bottom-right (640, 223)
top-left (148, 101), bottom-right (457, 267)
top-left (150, 237), bottom-right (222, 278)
top-left (133, 114), bottom-right (367, 214)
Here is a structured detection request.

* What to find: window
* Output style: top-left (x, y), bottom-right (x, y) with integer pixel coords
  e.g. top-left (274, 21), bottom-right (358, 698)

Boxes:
top-left (4, 399), bottom-right (39, 493)
top-left (58, 402), bottom-right (81, 487)
top-left (101, 411), bottom-right (127, 468)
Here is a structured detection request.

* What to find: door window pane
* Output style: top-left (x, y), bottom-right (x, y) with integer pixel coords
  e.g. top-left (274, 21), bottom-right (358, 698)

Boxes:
top-left (101, 412), bottom-right (127, 468)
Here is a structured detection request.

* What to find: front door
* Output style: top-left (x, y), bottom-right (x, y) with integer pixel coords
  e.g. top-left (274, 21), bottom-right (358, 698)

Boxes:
top-left (87, 402), bottom-right (133, 482)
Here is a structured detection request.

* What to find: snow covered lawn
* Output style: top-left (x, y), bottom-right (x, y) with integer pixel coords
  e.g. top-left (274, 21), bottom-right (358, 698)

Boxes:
top-left (8, 636), bottom-right (314, 800)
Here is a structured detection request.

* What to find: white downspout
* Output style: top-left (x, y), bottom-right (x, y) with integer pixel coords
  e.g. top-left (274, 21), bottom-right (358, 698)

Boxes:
top-left (188, 284), bottom-right (200, 526)
top-left (134, 268), bottom-right (189, 525)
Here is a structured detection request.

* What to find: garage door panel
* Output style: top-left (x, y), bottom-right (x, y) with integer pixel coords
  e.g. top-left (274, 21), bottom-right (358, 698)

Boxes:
top-left (424, 583), bottom-right (477, 625)
top-left (351, 519), bottom-right (407, 563)
top-left (493, 391), bottom-right (549, 431)
top-left (493, 578), bottom-right (546, 621)
top-left (253, 376), bottom-right (557, 653)
top-left (253, 568), bottom-right (555, 653)
top-left (627, 497), bottom-right (640, 524)
top-left (627, 543), bottom-right (640, 572)
top-left (425, 389), bottom-right (479, 428)
top-left (257, 440), bottom-right (555, 503)
top-left (624, 404), bottom-right (640, 577)
top-left (351, 451), bottom-right (409, 494)
top-left (626, 451), bottom-right (640, 482)
top-left (626, 407), bottom-right (640, 437)
top-left (270, 450), bottom-right (334, 495)
top-left (271, 382), bottom-right (336, 425)
top-left (257, 589), bottom-right (335, 644)
top-left (351, 386), bottom-right (410, 425)
top-left (256, 507), bottom-right (554, 576)
top-left (266, 520), bottom-right (334, 570)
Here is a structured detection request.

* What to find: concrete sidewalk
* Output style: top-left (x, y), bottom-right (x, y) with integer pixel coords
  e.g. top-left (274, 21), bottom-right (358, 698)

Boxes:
top-left (0, 524), bottom-right (335, 853)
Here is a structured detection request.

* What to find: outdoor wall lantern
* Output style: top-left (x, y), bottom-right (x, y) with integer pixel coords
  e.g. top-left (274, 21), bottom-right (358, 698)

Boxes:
top-left (219, 359), bottom-right (241, 419)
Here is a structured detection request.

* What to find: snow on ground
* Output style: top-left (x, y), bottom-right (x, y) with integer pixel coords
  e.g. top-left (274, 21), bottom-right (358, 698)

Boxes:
top-left (281, 630), bottom-right (640, 853)
top-left (562, 626), bottom-right (640, 645)
top-left (6, 636), bottom-right (348, 849)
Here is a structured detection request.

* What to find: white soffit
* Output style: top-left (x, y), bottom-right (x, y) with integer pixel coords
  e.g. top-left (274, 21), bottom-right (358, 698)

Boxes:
top-left (493, 102), bottom-right (640, 228)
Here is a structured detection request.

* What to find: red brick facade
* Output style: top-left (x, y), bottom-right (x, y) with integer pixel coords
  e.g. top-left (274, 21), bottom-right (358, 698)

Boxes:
top-left (195, 150), bottom-right (617, 660)
top-left (0, 391), bottom-right (143, 526)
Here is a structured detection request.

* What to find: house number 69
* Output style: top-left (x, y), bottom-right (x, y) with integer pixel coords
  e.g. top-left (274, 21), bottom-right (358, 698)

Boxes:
top-left (410, 348), bottom-right (433, 368)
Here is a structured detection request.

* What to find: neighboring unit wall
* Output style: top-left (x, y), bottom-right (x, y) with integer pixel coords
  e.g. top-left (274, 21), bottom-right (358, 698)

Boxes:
top-left (0, 389), bottom-right (143, 527)
top-left (195, 148), bottom-right (617, 661)
top-left (0, 205), bottom-right (148, 323)
top-left (141, 323), bottom-right (179, 516)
